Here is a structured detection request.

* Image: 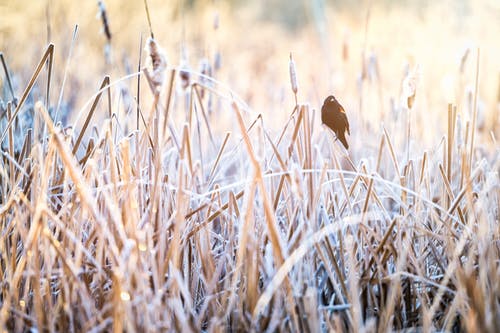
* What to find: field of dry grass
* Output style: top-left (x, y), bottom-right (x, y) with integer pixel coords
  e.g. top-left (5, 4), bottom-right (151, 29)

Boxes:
top-left (1, 0), bottom-right (499, 332)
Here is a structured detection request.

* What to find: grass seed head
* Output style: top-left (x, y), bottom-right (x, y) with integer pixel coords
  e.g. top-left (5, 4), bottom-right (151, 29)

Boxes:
top-left (145, 37), bottom-right (167, 90)
top-left (289, 53), bottom-right (298, 95)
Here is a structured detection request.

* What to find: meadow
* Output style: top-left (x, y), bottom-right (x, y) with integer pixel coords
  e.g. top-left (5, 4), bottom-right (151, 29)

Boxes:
top-left (0, 0), bottom-right (499, 331)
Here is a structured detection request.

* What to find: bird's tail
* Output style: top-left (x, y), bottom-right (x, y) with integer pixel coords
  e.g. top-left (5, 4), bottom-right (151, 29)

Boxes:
top-left (338, 133), bottom-right (349, 150)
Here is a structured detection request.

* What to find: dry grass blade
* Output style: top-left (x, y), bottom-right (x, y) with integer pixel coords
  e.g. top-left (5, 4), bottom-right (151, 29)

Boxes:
top-left (346, 235), bottom-right (362, 331)
top-left (361, 173), bottom-right (374, 221)
top-left (375, 132), bottom-right (385, 173)
top-left (0, 44), bottom-right (54, 144)
top-left (34, 101), bottom-right (121, 261)
top-left (287, 106), bottom-right (304, 162)
top-left (268, 105), bottom-right (297, 164)
top-left (447, 104), bottom-right (456, 184)
top-left (264, 130), bottom-right (289, 175)
top-left (162, 69), bottom-right (176, 137)
top-left (446, 160), bottom-right (483, 218)
top-left (7, 103), bottom-right (15, 189)
top-left (332, 146), bottom-right (354, 215)
top-left (72, 76), bottom-right (110, 155)
top-left (252, 217), bottom-right (362, 320)
top-left (232, 100), bottom-right (286, 266)
top-left (468, 48), bottom-right (480, 170)
top-left (208, 131), bottom-right (231, 182)
top-left (184, 190), bottom-right (244, 241)
top-left (383, 126), bottom-right (401, 179)
top-left (55, 25), bottom-right (78, 122)
top-left (363, 217), bottom-right (398, 281)
top-left (193, 84), bottom-right (216, 147)
top-left (0, 52), bottom-right (17, 105)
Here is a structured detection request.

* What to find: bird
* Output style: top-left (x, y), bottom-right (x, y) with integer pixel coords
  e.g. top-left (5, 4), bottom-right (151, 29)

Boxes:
top-left (321, 95), bottom-right (350, 149)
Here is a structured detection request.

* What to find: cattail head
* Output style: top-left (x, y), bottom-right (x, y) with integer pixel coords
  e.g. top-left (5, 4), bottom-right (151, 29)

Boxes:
top-left (97, 1), bottom-right (112, 63)
top-left (213, 12), bottom-right (220, 30)
top-left (367, 49), bottom-right (379, 82)
top-left (179, 47), bottom-right (191, 90)
top-left (465, 87), bottom-right (485, 130)
top-left (342, 30), bottom-right (350, 62)
top-left (360, 51), bottom-right (367, 81)
top-left (199, 58), bottom-right (212, 98)
top-left (402, 58), bottom-right (411, 77)
top-left (200, 58), bottom-right (211, 77)
top-left (97, 1), bottom-right (112, 42)
top-left (389, 97), bottom-right (399, 119)
top-left (214, 51), bottom-right (221, 71)
top-left (289, 53), bottom-right (298, 95)
top-left (179, 60), bottom-right (191, 90)
top-left (403, 78), bottom-right (416, 109)
top-left (402, 65), bottom-right (419, 110)
top-left (145, 37), bottom-right (167, 90)
top-left (459, 46), bottom-right (470, 74)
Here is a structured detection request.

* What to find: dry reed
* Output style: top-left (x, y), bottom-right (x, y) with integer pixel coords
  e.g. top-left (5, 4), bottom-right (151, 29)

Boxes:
top-left (0, 3), bottom-right (499, 332)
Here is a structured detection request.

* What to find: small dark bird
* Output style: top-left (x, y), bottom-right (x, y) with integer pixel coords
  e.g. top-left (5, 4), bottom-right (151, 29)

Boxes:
top-left (321, 95), bottom-right (350, 149)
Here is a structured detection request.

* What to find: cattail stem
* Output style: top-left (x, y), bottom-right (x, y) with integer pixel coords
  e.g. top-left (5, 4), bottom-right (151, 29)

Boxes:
top-left (143, 0), bottom-right (154, 39)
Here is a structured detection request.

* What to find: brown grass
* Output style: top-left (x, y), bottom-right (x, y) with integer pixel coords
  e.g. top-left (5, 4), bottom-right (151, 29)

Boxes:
top-left (1, 1), bottom-right (499, 332)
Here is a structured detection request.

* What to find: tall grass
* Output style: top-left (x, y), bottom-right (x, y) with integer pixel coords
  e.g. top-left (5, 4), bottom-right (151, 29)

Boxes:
top-left (1, 1), bottom-right (499, 332)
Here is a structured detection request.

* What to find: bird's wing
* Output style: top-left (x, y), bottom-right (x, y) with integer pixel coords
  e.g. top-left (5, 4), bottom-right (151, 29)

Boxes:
top-left (321, 102), bottom-right (332, 125)
top-left (338, 132), bottom-right (349, 150)
top-left (339, 106), bottom-right (350, 135)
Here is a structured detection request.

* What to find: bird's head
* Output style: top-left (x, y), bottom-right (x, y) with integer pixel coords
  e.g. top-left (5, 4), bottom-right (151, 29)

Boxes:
top-left (323, 95), bottom-right (337, 106)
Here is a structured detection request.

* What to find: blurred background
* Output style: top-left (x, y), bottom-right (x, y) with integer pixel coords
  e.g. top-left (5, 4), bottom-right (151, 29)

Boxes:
top-left (0, 0), bottom-right (499, 150)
